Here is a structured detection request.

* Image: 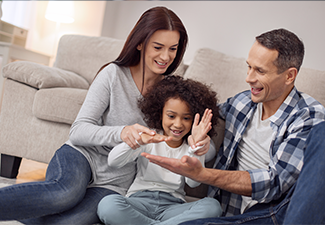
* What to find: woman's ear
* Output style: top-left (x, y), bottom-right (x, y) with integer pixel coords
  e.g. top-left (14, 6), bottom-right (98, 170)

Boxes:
top-left (137, 44), bottom-right (143, 51)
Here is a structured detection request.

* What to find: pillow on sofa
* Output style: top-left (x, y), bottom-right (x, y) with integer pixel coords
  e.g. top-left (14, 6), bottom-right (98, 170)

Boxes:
top-left (3, 61), bottom-right (89, 90)
top-left (183, 48), bottom-right (249, 103)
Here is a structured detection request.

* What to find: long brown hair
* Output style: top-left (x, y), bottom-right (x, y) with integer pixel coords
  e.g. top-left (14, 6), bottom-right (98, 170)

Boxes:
top-left (97, 6), bottom-right (188, 90)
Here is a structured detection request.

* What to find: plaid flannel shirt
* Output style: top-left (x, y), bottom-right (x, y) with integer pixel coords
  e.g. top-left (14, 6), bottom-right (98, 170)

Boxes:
top-left (209, 87), bottom-right (325, 216)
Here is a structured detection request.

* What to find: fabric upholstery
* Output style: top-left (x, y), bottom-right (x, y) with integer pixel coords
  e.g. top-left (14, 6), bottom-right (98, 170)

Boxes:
top-left (33, 88), bottom-right (87, 124)
top-left (54, 35), bottom-right (125, 84)
top-left (0, 80), bottom-right (71, 163)
top-left (183, 48), bottom-right (249, 103)
top-left (295, 67), bottom-right (325, 106)
top-left (3, 61), bottom-right (89, 89)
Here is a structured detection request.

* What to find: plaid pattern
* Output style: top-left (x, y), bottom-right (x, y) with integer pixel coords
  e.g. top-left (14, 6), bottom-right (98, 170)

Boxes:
top-left (209, 87), bottom-right (325, 216)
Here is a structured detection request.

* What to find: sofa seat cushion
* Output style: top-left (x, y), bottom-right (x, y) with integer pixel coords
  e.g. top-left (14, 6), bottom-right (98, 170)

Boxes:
top-left (33, 88), bottom-right (87, 124)
top-left (3, 61), bottom-right (90, 89)
top-left (184, 48), bottom-right (249, 103)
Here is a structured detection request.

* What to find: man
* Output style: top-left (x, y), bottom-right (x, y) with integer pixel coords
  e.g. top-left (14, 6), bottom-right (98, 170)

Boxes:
top-left (142, 28), bottom-right (325, 224)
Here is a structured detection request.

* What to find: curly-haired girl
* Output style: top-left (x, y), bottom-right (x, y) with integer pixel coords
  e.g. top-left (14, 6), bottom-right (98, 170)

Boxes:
top-left (97, 75), bottom-right (221, 225)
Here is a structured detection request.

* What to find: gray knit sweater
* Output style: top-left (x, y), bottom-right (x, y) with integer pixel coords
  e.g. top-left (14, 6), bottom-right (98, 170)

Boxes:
top-left (66, 63), bottom-right (146, 195)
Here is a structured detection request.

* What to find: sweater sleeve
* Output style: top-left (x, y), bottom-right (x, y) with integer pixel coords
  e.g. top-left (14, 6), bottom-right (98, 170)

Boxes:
top-left (69, 65), bottom-right (125, 148)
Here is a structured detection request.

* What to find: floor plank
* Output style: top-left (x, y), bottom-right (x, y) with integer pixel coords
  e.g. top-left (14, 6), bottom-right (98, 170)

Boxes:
top-left (16, 158), bottom-right (47, 184)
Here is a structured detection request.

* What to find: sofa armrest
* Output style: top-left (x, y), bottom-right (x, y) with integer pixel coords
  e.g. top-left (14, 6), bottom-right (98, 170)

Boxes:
top-left (2, 61), bottom-right (89, 89)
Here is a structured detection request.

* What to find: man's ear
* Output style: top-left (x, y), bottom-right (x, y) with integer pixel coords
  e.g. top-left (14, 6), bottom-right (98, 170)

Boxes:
top-left (286, 67), bottom-right (298, 84)
top-left (137, 44), bottom-right (142, 51)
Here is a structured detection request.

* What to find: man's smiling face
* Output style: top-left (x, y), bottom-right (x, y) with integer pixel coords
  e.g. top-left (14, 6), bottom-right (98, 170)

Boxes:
top-left (246, 41), bottom-right (288, 107)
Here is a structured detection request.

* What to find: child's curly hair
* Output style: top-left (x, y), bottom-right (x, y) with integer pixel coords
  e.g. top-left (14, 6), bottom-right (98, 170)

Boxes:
top-left (138, 75), bottom-right (219, 138)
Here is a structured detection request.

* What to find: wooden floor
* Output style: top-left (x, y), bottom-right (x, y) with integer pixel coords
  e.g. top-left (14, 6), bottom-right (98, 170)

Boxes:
top-left (15, 158), bottom-right (48, 184)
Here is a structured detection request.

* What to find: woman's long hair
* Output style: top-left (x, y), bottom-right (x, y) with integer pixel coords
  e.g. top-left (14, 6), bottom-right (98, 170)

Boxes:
top-left (97, 7), bottom-right (188, 90)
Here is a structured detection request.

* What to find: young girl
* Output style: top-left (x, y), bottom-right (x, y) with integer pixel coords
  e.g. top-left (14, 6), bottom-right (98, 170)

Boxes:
top-left (97, 75), bottom-right (222, 225)
top-left (0, 7), bottom-right (210, 224)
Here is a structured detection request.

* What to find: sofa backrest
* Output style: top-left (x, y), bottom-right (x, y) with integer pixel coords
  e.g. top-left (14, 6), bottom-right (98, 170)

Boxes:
top-left (183, 48), bottom-right (249, 104)
top-left (184, 48), bottom-right (325, 106)
top-left (295, 67), bottom-right (325, 106)
top-left (54, 35), bottom-right (125, 85)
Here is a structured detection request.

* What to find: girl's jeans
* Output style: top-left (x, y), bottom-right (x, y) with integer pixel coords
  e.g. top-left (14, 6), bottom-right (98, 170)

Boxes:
top-left (97, 190), bottom-right (222, 225)
top-left (180, 121), bottom-right (325, 225)
top-left (0, 144), bottom-right (118, 224)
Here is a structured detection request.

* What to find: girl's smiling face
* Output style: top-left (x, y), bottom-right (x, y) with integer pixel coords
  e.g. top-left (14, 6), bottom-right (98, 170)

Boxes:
top-left (162, 97), bottom-right (193, 148)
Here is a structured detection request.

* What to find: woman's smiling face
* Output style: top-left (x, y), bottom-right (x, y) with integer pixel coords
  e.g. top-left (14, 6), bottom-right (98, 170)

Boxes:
top-left (161, 97), bottom-right (193, 148)
top-left (138, 30), bottom-right (180, 77)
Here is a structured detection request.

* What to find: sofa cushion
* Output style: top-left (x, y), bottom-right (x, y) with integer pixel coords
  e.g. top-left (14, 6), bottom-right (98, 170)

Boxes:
top-left (33, 88), bottom-right (87, 124)
top-left (3, 61), bottom-right (89, 90)
top-left (183, 48), bottom-right (249, 103)
top-left (295, 67), bottom-right (325, 106)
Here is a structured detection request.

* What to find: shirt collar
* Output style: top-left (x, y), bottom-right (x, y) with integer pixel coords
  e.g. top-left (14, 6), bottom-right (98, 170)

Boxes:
top-left (269, 86), bottom-right (299, 127)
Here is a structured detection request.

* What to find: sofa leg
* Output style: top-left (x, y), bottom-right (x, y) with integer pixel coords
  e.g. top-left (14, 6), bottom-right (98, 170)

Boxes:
top-left (0, 154), bottom-right (22, 178)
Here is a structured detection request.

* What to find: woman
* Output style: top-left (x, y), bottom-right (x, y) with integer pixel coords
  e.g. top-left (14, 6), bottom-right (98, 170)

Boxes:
top-left (0, 6), bottom-right (209, 224)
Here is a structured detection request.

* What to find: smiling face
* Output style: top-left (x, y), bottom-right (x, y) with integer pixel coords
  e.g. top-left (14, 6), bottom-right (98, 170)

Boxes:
top-left (246, 41), bottom-right (295, 118)
top-left (161, 98), bottom-right (193, 148)
top-left (138, 30), bottom-right (180, 77)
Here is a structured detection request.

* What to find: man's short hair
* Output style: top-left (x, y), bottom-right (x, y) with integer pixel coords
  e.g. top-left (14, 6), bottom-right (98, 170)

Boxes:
top-left (256, 28), bottom-right (304, 74)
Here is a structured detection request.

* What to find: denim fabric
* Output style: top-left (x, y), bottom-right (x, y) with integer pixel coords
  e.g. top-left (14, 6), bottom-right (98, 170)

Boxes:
top-left (180, 190), bottom-right (290, 225)
top-left (0, 144), bottom-right (118, 224)
top-left (284, 121), bottom-right (325, 224)
top-left (97, 191), bottom-right (221, 225)
top-left (181, 121), bottom-right (325, 225)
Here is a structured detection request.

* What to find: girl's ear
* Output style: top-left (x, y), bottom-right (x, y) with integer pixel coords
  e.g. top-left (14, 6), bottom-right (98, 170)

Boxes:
top-left (137, 44), bottom-right (143, 51)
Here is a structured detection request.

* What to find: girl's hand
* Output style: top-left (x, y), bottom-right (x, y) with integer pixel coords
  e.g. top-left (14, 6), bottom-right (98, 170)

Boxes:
top-left (121, 124), bottom-right (156, 149)
top-left (191, 109), bottom-right (212, 143)
top-left (188, 135), bottom-right (211, 156)
top-left (188, 108), bottom-right (212, 156)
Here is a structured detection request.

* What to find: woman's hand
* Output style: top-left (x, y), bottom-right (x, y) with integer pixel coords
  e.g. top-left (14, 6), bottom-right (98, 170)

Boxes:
top-left (121, 123), bottom-right (156, 149)
top-left (141, 133), bottom-right (173, 145)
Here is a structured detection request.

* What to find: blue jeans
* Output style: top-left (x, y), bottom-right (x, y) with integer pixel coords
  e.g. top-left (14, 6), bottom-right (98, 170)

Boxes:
top-left (0, 144), bottom-right (118, 224)
top-left (283, 121), bottom-right (325, 224)
top-left (180, 121), bottom-right (325, 225)
top-left (97, 191), bottom-right (222, 225)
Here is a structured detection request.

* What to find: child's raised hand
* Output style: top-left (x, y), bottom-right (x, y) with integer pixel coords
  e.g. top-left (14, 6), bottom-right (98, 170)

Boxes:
top-left (140, 133), bottom-right (173, 145)
top-left (191, 109), bottom-right (212, 144)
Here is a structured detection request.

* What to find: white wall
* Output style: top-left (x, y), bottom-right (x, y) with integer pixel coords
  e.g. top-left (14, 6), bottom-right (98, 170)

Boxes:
top-left (101, 1), bottom-right (325, 71)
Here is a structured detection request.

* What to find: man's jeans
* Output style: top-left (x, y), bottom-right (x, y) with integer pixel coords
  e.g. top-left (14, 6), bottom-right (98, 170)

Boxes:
top-left (181, 121), bottom-right (325, 225)
top-left (0, 144), bottom-right (118, 224)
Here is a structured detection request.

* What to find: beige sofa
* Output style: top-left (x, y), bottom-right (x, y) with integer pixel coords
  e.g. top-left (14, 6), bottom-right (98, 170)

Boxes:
top-left (0, 34), bottom-right (324, 181)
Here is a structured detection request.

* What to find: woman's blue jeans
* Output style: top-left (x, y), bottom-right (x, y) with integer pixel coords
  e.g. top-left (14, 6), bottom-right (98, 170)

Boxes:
top-left (180, 121), bottom-right (325, 225)
top-left (0, 144), bottom-right (118, 224)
